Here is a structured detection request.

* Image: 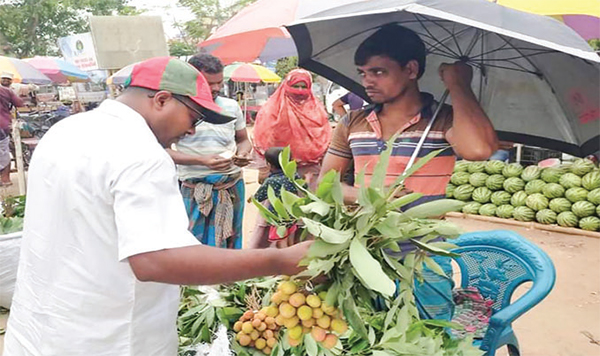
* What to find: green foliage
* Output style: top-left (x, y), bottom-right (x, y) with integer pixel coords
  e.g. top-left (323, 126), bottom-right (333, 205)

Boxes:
top-left (275, 56), bottom-right (299, 79)
top-left (177, 0), bottom-right (256, 41)
top-left (0, 0), bottom-right (142, 58)
top-left (589, 39), bottom-right (600, 51)
top-left (168, 40), bottom-right (197, 57)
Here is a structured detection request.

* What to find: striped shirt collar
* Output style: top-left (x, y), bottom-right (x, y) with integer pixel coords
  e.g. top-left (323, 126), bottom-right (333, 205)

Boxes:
top-left (366, 92), bottom-right (436, 139)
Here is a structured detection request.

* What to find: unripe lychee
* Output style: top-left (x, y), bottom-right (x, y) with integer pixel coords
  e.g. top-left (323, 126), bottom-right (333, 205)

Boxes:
top-left (255, 311), bottom-right (267, 321)
top-left (288, 334), bottom-right (301, 347)
top-left (289, 293), bottom-right (306, 308)
top-left (321, 302), bottom-right (336, 316)
top-left (255, 338), bottom-right (266, 350)
top-left (265, 316), bottom-right (276, 325)
top-left (279, 302), bottom-right (296, 318)
top-left (311, 326), bottom-right (327, 342)
top-left (322, 334), bottom-right (338, 349)
top-left (233, 321), bottom-right (243, 332)
top-left (242, 310), bottom-right (254, 320)
top-left (242, 321), bottom-right (254, 334)
top-left (312, 307), bottom-right (324, 319)
top-left (263, 346), bottom-right (272, 355)
top-left (297, 305), bottom-right (313, 321)
top-left (301, 318), bottom-right (315, 328)
top-left (283, 316), bottom-right (300, 329)
top-left (317, 315), bottom-right (331, 329)
top-left (306, 294), bottom-right (321, 308)
top-left (250, 330), bottom-right (260, 341)
top-left (275, 314), bottom-right (286, 326)
top-left (265, 305), bottom-right (279, 318)
top-left (263, 330), bottom-right (274, 339)
top-left (271, 292), bottom-right (284, 304)
top-left (267, 337), bottom-right (277, 348)
top-left (288, 325), bottom-right (303, 340)
top-left (252, 318), bottom-right (262, 328)
top-left (279, 281), bottom-right (297, 295)
top-left (331, 319), bottom-right (348, 334)
top-left (257, 322), bottom-right (267, 332)
top-left (239, 334), bottom-right (251, 346)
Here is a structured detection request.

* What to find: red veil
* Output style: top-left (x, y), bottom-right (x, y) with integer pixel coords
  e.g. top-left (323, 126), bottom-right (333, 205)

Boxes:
top-left (253, 69), bottom-right (331, 164)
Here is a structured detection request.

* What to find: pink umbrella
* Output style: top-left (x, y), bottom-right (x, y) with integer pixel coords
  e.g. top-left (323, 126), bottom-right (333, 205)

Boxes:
top-left (199, 0), bottom-right (369, 64)
top-left (24, 57), bottom-right (90, 84)
top-left (561, 15), bottom-right (600, 40)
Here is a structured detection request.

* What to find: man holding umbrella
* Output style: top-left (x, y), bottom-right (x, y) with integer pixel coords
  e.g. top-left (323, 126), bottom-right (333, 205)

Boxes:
top-left (321, 25), bottom-right (498, 320)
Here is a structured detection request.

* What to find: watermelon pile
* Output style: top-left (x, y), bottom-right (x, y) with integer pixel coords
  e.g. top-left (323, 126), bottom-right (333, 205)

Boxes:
top-left (447, 158), bottom-right (600, 231)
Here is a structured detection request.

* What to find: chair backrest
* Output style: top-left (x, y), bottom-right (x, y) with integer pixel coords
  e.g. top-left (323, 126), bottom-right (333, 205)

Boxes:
top-left (451, 230), bottom-right (556, 312)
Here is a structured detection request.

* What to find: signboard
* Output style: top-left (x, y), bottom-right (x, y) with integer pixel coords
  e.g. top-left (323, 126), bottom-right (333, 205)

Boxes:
top-left (57, 33), bottom-right (99, 71)
top-left (89, 16), bottom-right (169, 70)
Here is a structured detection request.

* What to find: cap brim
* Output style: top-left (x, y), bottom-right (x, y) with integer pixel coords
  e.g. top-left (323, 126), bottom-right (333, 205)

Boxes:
top-left (192, 99), bottom-right (237, 125)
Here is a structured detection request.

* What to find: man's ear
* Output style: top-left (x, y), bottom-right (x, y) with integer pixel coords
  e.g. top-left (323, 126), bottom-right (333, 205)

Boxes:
top-left (152, 91), bottom-right (173, 109)
top-left (405, 60), bottom-right (420, 80)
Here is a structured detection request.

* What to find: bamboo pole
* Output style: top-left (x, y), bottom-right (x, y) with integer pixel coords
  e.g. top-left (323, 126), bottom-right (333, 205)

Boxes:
top-left (11, 119), bottom-right (26, 195)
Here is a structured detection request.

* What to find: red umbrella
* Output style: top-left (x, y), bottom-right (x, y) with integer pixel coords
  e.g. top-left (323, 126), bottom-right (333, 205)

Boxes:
top-left (199, 0), bottom-right (369, 64)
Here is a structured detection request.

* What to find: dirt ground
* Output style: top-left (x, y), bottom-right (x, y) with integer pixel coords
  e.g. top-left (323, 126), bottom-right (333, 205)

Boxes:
top-left (1, 168), bottom-right (600, 355)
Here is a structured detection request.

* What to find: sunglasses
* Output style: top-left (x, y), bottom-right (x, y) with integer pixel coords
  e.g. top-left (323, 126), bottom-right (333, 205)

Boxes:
top-left (172, 95), bottom-right (206, 127)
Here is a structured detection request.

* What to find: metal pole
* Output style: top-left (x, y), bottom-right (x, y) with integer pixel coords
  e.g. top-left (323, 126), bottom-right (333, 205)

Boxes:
top-left (404, 30), bottom-right (482, 172)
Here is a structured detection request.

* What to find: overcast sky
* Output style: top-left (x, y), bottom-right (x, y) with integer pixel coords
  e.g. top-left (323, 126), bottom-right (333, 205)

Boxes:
top-left (129, 0), bottom-right (238, 38)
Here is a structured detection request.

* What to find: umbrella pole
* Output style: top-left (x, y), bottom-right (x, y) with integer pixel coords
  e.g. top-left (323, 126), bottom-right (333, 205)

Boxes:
top-left (244, 82), bottom-right (248, 122)
top-left (404, 31), bottom-right (482, 171)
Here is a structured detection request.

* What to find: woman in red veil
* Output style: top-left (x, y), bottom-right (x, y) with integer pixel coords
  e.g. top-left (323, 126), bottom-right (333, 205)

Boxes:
top-left (253, 69), bottom-right (332, 183)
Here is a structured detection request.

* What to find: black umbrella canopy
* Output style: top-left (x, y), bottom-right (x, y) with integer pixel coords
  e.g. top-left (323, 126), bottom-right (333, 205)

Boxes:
top-left (287, 0), bottom-right (600, 157)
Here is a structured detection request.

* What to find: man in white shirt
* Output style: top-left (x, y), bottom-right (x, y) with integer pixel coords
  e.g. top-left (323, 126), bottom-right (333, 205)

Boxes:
top-left (3, 57), bottom-right (310, 356)
top-left (168, 54), bottom-right (251, 249)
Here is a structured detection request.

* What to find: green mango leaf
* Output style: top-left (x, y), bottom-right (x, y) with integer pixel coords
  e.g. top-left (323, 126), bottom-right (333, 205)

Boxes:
top-left (281, 189), bottom-right (302, 216)
top-left (349, 238), bottom-right (396, 297)
top-left (300, 201), bottom-right (331, 216)
top-left (304, 333), bottom-right (319, 356)
top-left (423, 256), bottom-right (448, 278)
top-left (410, 238), bottom-right (460, 257)
top-left (343, 297), bottom-right (369, 340)
top-left (252, 197), bottom-right (279, 224)
top-left (325, 281), bottom-right (340, 307)
top-left (422, 319), bottom-right (465, 330)
top-left (307, 240), bottom-right (350, 259)
top-left (434, 222), bottom-right (463, 237)
top-left (391, 148), bottom-right (445, 187)
top-left (374, 213), bottom-right (403, 238)
top-left (368, 326), bottom-right (376, 346)
top-left (350, 339), bottom-right (370, 353)
top-left (267, 186), bottom-right (290, 220)
top-left (331, 174), bottom-right (344, 205)
top-left (386, 192), bottom-right (423, 211)
top-left (401, 199), bottom-right (465, 220)
top-left (372, 351), bottom-right (394, 356)
top-left (301, 218), bottom-right (354, 244)
top-left (371, 136), bottom-right (396, 191)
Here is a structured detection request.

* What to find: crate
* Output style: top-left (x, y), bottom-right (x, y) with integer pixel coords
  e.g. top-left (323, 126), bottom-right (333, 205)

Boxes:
top-left (509, 146), bottom-right (562, 166)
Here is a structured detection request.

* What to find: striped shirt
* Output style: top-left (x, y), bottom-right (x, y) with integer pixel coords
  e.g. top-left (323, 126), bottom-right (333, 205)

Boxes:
top-left (329, 93), bottom-right (455, 205)
top-left (175, 96), bottom-right (245, 180)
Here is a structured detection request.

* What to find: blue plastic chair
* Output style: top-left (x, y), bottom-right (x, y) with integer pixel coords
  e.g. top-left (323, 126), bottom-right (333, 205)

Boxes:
top-left (451, 230), bottom-right (556, 356)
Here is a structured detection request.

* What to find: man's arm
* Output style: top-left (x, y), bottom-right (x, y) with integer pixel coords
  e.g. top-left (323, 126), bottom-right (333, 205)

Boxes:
top-left (332, 98), bottom-right (347, 117)
top-left (319, 153), bottom-right (358, 204)
top-left (166, 148), bottom-right (232, 171)
top-left (440, 62), bottom-right (498, 161)
top-left (129, 240), bottom-right (312, 285)
top-left (235, 128), bottom-right (252, 157)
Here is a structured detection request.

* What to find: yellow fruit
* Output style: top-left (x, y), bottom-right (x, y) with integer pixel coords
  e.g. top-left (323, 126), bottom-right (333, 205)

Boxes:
top-left (322, 334), bottom-right (338, 349)
top-left (279, 281), bottom-right (297, 295)
top-left (250, 330), bottom-right (260, 341)
top-left (303, 326), bottom-right (311, 335)
top-left (317, 315), bottom-right (331, 329)
top-left (279, 302), bottom-right (296, 319)
top-left (263, 329), bottom-right (274, 339)
top-left (283, 316), bottom-right (300, 329)
top-left (265, 316), bottom-right (276, 325)
top-left (242, 321), bottom-right (254, 334)
top-left (267, 337), bottom-right (277, 348)
top-left (271, 292), bottom-right (284, 305)
top-left (256, 311), bottom-right (267, 321)
top-left (289, 325), bottom-right (303, 340)
top-left (255, 338), bottom-right (266, 350)
top-left (242, 310), bottom-right (254, 320)
top-left (265, 305), bottom-right (279, 318)
top-left (318, 291), bottom-right (328, 300)
top-left (288, 334), bottom-right (301, 347)
top-left (311, 326), bottom-right (327, 342)
top-left (306, 295), bottom-right (322, 308)
top-left (301, 318), bottom-right (315, 328)
top-left (239, 334), bottom-right (251, 346)
top-left (297, 305), bottom-right (313, 321)
top-left (267, 322), bottom-right (278, 330)
top-left (233, 321), bottom-right (243, 332)
top-left (331, 319), bottom-right (348, 334)
top-left (289, 293), bottom-right (306, 308)
top-left (252, 318), bottom-right (262, 328)
top-left (236, 331), bottom-right (244, 341)
top-left (275, 314), bottom-right (286, 326)
top-left (258, 322), bottom-right (267, 332)
top-left (263, 346), bottom-right (272, 355)
top-left (312, 307), bottom-right (324, 319)
top-left (321, 302), bottom-right (336, 316)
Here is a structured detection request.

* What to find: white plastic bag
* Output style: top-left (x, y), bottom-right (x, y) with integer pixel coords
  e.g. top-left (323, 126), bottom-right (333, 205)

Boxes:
top-left (0, 231), bottom-right (22, 308)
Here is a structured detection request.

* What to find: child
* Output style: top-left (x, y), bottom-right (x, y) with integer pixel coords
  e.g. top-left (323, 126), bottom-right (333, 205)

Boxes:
top-left (248, 147), bottom-right (300, 249)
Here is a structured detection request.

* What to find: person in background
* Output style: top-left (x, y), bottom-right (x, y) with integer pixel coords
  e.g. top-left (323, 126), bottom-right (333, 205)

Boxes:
top-left (0, 72), bottom-right (23, 186)
top-left (248, 147), bottom-right (301, 249)
top-left (3, 57), bottom-right (311, 356)
top-left (488, 141), bottom-right (513, 162)
top-left (253, 69), bottom-right (332, 185)
top-left (320, 24), bottom-right (498, 321)
top-left (332, 91), bottom-right (365, 117)
top-left (167, 53), bottom-right (252, 249)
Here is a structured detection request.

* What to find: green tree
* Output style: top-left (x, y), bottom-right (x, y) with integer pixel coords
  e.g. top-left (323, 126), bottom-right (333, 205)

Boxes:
top-left (589, 39), bottom-right (600, 51)
top-left (177, 0), bottom-right (256, 42)
top-left (168, 40), bottom-right (196, 58)
top-left (0, 0), bottom-right (142, 58)
top-left (275, 56), bottom-right (298, 79)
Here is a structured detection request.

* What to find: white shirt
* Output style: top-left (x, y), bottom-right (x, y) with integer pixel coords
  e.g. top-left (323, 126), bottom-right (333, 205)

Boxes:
top-left (175, 96), bottom-right (245, 180)
top-left (3, 100), bottom-right (199, 356)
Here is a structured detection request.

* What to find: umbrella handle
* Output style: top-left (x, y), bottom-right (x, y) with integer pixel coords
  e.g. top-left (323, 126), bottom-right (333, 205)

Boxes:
top-left (403, 89), bottom-right (450, 172)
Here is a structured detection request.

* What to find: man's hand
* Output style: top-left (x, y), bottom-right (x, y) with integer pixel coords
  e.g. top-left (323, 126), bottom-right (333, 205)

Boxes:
top-left (200, 154), bottom-right (232, 171)
top-left (438, 62), bottom-right (473, 90)
top-left (233, 152), bottom-right (252, 167)
top-left (279, 240), bottom-right (313, 276)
